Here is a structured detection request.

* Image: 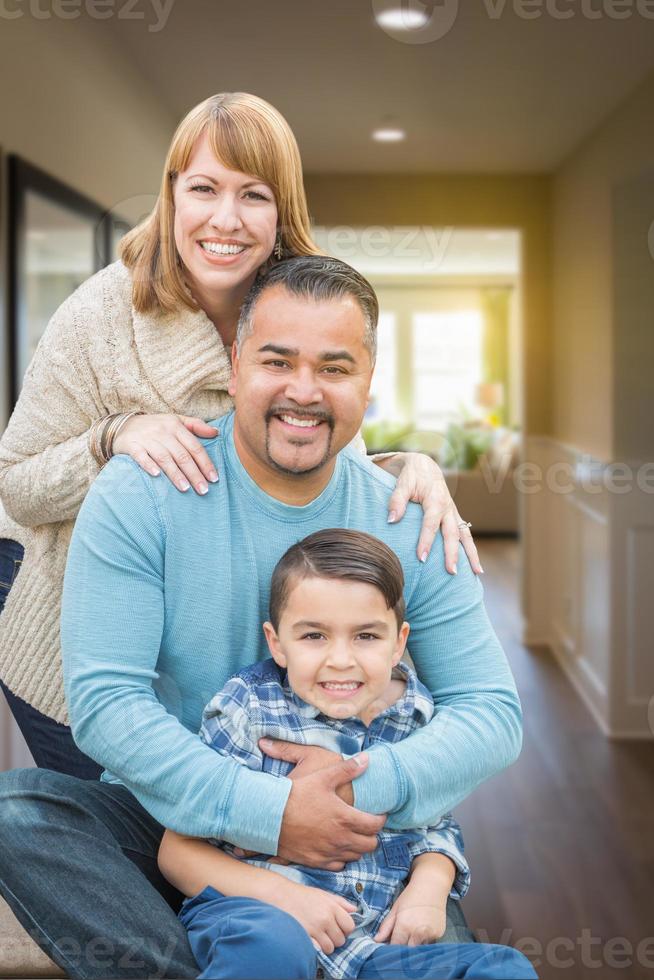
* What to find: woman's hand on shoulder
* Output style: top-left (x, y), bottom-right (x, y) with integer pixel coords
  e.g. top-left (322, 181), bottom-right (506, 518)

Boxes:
top-left (112, 413), bottom-right (220, 495)
top-left (376, 452), bottom-right (483, 576)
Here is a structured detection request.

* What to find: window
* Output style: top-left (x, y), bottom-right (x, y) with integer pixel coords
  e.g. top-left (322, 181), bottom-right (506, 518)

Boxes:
top-left (412, 310), bottom-right (483, 429)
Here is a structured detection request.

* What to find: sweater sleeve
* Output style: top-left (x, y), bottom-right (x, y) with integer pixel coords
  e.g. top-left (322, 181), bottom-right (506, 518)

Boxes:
top-left (352, 543), bottom-right (523, 827)
top-left (61, 457), bottom-right (291, 854)
top-left (0, 294), bottom-right (106, 527)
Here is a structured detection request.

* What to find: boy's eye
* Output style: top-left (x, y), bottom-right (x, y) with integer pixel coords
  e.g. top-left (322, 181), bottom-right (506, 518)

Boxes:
top-left (301, 632), bottom-right (325, 641)
top-left (357, 633), bottom-right (379, 641)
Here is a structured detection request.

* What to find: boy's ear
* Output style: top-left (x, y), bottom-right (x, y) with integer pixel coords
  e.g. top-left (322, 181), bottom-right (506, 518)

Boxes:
top-left (263, 621), bottom-right (286, 668)
top-left (392, 622), bottom-right (410, 666)
top-left (228, 341), bottom-right (239, 397)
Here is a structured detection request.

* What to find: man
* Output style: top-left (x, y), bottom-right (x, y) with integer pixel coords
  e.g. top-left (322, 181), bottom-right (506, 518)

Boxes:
top-left (0, 257), bottom-right (521, 979)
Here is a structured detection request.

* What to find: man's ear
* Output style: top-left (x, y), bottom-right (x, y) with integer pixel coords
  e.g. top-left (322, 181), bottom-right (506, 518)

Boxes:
top-left (263, 621), bottom-right (286, 668)
top-left (392, 622), bottom-right (410, 666)
top-left (228, 341), bottom-right (239, 397)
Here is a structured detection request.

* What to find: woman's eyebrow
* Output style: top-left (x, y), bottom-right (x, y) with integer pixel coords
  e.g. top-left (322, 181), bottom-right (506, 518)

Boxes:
top-left (185, 173), bottom-right (217, 184)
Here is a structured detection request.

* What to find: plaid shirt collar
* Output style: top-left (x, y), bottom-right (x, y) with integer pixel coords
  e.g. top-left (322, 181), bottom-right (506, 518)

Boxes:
top-left (280, 659), bottom-right (433, 729)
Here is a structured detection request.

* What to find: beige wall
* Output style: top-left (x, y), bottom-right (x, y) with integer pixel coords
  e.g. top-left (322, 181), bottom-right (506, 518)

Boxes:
top-left (304, 174), bottom-right (552, 439)
top-left (0, 16), bottom-right (175, 212)
top-left (551, 68), bottom-right (654, 462)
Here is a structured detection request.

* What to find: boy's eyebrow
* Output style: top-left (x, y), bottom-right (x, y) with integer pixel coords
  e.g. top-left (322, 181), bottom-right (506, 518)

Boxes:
top-left (292, 620), bottom-right (389, 631)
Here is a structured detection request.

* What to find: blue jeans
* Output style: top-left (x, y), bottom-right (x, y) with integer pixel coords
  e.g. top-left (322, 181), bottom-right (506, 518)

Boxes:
top-left (0, 769), bottom-right (479, 980)
top-left (0, 768), bottom-right (198, 978)
top-left (181, 887), bottom-right (538, 980)
top-left (0, 538), bottom-right (102, 779)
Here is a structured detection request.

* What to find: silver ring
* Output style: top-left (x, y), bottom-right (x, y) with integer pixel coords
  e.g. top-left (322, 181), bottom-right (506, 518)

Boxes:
top-left (457, 521), bottom-right (472, 530)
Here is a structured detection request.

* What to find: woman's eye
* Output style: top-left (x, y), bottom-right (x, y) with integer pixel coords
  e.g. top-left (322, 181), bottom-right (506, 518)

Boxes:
top-left (245, 190), bottom-right (270, 201)
top-left (190, 184), bottom-right (213, 194)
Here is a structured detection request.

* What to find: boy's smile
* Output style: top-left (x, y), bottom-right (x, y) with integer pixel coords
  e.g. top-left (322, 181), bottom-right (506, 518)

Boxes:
top-left (263, 576), bottom-right (410, 724)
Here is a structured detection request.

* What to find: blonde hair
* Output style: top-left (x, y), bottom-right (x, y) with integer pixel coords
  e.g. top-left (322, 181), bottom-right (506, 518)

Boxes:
top-left (120, 92), bottom-right (320, 313)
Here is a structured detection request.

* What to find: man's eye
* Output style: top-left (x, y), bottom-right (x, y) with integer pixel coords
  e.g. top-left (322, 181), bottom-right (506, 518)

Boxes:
top-left (264, 359), bottom-right (289, 369)
top-left (321, 366), bottom-right (347, 375)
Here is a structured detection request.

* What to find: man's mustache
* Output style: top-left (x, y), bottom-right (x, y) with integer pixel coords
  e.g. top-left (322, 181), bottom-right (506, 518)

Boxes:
top-left (265, 405), bottom-right (334, 427)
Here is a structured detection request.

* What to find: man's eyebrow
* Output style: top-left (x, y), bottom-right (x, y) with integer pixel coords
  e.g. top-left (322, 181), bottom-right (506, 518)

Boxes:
top-left (258, 344), bottom-right (299, 357)
top-left (320, 350), bottom-right (356, 364)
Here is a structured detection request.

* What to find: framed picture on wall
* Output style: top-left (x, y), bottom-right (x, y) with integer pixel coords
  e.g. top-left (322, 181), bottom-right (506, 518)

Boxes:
top-left (7, 156), bottom-right (112, 404)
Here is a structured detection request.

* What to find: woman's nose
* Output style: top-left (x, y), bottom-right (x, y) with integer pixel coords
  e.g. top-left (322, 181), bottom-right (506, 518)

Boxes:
top-left (208, 194), bottom-right (243, 234)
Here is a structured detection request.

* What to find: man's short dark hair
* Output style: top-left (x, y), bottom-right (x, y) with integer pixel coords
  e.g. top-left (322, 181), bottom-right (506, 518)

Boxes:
top-left (236, 256), bottom-right (378, 361)
top-left (269, 528), bottom-right (406, 631)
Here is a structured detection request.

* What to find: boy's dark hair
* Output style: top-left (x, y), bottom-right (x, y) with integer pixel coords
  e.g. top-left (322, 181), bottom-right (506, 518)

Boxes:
top-left (269, 529), bottom-right (406, 631)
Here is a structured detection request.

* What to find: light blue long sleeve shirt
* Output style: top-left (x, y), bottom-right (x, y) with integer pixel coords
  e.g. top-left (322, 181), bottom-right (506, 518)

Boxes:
top-left (61, 410), bottom-right (522, 855)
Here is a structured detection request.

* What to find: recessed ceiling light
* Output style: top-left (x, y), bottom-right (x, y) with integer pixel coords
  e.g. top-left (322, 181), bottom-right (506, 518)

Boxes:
top-left (375, 7), bottom-right (430, 30)
top-left (372, 127), bottom-right (406, 142)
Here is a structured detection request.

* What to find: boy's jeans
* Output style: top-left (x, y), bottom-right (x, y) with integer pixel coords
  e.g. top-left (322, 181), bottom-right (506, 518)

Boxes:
top-left (0, 768), bottom-right (475, 979)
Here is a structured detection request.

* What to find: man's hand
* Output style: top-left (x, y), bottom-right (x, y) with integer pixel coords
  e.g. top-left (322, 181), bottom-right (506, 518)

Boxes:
top-left (268, 750), bottom-right (386, 869)
top-left (260, 738), bottom-right (355, 805)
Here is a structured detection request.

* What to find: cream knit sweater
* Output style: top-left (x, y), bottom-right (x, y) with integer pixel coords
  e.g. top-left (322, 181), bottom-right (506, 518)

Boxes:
top-left (0, 261), bottom-right (235, 723)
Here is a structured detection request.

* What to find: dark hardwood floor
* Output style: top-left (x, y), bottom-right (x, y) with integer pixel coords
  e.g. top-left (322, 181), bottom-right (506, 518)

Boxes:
top-left (456, 537), bottom-right (654, 980)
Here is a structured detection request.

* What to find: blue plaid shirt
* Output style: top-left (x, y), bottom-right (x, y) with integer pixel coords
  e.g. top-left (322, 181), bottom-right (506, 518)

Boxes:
top-left (196, 658), bottom-right (470, 980)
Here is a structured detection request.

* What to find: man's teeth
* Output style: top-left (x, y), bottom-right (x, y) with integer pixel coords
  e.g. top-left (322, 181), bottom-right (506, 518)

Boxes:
top-left (321, 682), bottom-right (361, 691)
top-left (200, 242), bottom-right (246, 255)
top-left (280, 415), bottom-right (321, 428)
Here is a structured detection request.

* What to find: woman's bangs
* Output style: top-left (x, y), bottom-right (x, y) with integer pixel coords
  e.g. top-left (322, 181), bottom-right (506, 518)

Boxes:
top-left (205, 111), bottom-right (280, 195)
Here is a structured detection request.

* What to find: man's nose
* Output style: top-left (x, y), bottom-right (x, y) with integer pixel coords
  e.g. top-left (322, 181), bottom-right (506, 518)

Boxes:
top-left (208, 193), bottom-right (243, 234)
top-left (284, 369), bottom-right (323, 405)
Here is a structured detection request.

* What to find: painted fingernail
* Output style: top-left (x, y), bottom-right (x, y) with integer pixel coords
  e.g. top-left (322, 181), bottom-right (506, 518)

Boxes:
top-left (179, 479), bottom-right (190, 491)
top-left (387, 511), bottom-right (397, 524)
top-left (197, 482), bottom-right (209, 495)
top-left (420, 551), bottom-right (428, 563)
top-left (208, 470), bottom-right (219, 483)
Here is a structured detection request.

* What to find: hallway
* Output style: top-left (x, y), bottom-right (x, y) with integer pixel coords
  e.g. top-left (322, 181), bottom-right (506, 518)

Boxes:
top-left (457, 538), bottom-right (654, 979)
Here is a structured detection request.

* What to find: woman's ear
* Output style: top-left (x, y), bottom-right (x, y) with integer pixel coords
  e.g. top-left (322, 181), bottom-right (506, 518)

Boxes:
top-left (263, 621), bottom-right (286, 668)
top-left (392, 622), bottom-right (410, 666)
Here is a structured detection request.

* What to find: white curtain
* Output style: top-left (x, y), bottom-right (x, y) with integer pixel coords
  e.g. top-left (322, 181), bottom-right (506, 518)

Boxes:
top-left (0, 696), bottom-right (34, 771)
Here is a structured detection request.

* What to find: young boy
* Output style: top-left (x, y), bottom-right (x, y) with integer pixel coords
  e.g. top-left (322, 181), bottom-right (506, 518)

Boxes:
top-left (158, 529), bottom-right (536, 980)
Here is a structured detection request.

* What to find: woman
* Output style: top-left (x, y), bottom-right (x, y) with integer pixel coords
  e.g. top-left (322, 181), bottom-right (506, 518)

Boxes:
top-left (0, 92), bottom-right (479, 779)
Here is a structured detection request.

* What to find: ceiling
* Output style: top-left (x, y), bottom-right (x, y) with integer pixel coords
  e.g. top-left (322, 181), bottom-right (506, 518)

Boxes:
top-left (111, 0), bottom-right (654, 174)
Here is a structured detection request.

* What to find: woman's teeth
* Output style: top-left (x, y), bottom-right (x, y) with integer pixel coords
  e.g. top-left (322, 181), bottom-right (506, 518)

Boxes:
top-left (200, 242), bottom-right (246, 255)
top-left (280, 415), bottom-right (321, 428)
